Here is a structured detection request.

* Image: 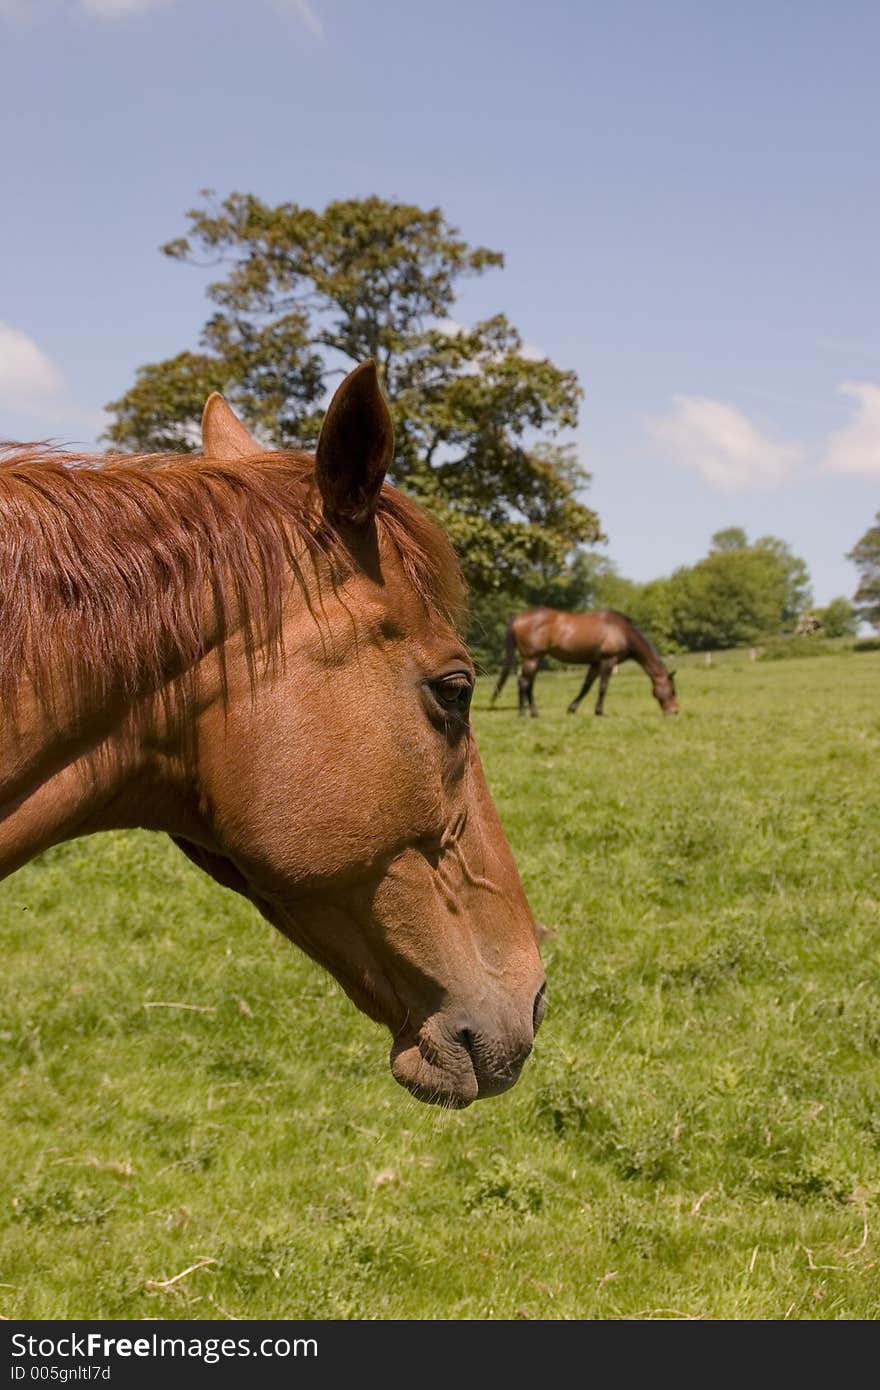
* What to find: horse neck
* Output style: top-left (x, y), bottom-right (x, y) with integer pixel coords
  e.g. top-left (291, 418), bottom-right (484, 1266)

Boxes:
top-left (0, 676), bottom-right (193, 882)
top-left (624, 622), bottom-right (667, 681)
top-left (0, 598), bottom-right (246, 881)
top-left (0, 457), bottom-right (283, 881)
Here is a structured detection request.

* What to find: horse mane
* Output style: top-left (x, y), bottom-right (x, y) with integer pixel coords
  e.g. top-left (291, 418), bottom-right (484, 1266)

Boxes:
top-left (0, 443), bottom-right (465, 714)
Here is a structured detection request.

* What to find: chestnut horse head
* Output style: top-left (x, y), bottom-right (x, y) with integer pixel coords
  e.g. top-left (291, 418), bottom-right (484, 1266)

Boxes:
top-left (0, 362), bottom-right (545, 1108)
top-left (650, 666), bottom-right (679, 714)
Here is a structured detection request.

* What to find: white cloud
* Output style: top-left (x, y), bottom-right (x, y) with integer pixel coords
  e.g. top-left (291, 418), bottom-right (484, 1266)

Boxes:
top-left (0, 0), bottom-right (172, 19)
top-left (271, 0), bottom-right (323, 37)
top-left (80, 0), bottom-right (171, 15)
top-left (647, 394), bottom-right (804, 493)
top-left (820, 382), bottom-right (880, 477)
top-left (1, 0), bottom-right (323, 28)
top-left (0, 323), bottom-right (106, 438)
top-left (0, 323), bottom-right (65, 409)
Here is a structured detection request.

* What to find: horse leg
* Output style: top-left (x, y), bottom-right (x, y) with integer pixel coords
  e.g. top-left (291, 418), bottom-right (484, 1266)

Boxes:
top-left (490, 668), bottom-right (507, 706)
top-left (594, 659), bottom-right (615, 715)
top-left (519, 657), bottom-right (540, 717)
top-left (517, 667), bottom-right (529, 716)
top-left (490, 622), bottom-right (517, 707)
top-left (567, 664), bottom-right (598, 715)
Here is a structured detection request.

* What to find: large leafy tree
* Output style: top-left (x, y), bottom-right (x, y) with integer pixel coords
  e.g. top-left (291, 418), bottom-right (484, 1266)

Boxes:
top-left (709, 529), bottom-right (811, 625)
top-left (104, 193), bottom-right (601, 599)
top-left (847, 512), bottom-right (880, 629)
top-left (670, 531), bottom-right (812, 650)
top-left (751, 534), bottom-right (813, 627)
top-left (672, 550), bottom-right (786, 650)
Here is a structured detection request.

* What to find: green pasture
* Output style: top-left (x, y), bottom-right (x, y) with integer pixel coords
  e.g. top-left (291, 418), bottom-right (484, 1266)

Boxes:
top-left (1, 650), bottom-right (879, 1320)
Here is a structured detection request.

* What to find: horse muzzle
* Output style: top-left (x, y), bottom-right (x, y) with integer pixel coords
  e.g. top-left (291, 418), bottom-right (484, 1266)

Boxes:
top-left (389, 981), bottom-right (546, 1108)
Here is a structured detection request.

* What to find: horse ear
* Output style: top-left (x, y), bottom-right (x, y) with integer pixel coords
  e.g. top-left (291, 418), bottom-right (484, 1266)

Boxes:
top-left (668, 668), bottom-right (677, 679)
top-left (201, 393), bottom-right (261, 460)
top-left (315, 360), bottom-right (393, 526)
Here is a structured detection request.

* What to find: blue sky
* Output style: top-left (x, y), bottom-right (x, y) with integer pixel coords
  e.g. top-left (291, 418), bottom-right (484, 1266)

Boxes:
top-left (1, 0), bottom-right (878, 608)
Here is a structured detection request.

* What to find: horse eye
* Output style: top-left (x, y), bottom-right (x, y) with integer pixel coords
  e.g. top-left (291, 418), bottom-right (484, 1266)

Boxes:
top-left (430, 675), bottom-right (473, 714)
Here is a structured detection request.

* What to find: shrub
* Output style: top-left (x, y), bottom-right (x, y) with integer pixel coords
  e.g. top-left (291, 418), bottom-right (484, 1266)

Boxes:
top-left (757, 636), bottom-right (850, 661)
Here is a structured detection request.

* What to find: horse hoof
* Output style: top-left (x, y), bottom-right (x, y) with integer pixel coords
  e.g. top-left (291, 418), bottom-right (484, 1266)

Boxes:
top-left (566, 705), bottom-right (577, 715)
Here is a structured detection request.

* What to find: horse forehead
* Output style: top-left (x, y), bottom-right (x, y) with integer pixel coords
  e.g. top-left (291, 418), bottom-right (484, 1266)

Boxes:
top-left (341, 572), bottom-right (448, 637)
top-left (290, 584), bottom-right (459, 668)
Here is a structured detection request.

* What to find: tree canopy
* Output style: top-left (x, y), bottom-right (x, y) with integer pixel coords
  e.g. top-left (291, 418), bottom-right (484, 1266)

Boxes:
top-left (104, 193), bottom-right (602, 602)
top-left (847, 512), bottom-right (880, 630)
top-left (709, 526), bottom-right (749, 552)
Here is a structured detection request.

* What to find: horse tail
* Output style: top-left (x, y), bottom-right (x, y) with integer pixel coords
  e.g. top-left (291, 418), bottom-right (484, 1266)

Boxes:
top-left (490, 619), bottom-right (518, 705)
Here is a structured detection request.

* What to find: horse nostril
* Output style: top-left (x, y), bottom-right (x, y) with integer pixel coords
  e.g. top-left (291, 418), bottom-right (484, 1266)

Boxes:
top-left (532, 983), bottom-right (547, 1034)
top-left (457, 1026), bottom-right (475, 1056)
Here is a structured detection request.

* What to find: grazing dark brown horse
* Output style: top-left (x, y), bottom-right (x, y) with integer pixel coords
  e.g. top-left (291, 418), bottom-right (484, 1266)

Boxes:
top-left (0, 361), bottom-right (546, 1109)
top-left (490, 607), bottom-right (680, 718)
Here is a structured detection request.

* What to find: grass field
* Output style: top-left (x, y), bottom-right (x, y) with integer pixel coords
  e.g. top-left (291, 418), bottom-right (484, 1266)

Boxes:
top-left (1, 650), bottom-right (879, 1320)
